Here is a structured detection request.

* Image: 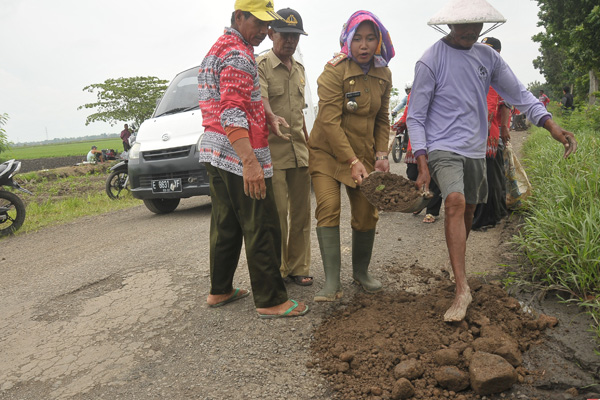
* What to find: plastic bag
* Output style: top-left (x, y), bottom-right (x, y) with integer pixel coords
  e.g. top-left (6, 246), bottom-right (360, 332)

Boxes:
top-left (503, 141), bottom-right (532, 209)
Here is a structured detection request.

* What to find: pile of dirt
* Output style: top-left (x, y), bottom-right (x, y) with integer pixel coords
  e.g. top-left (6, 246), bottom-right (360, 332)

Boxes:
top-left (310, 274), bottom-right (562, 400)
top-left (361, 172), bottom-right (429, 213)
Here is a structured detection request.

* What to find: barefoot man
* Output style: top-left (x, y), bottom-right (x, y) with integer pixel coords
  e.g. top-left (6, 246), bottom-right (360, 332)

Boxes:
top-left (407, 0), bottom-right (577, 321)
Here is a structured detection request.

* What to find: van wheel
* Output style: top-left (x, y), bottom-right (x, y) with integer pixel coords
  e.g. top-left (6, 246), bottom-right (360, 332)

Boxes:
top-left (143, 198), bottom-right (180, 214)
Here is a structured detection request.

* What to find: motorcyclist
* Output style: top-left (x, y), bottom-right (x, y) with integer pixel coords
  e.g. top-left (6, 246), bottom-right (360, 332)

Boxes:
top-left (391, 81), bottom-right (413, 120)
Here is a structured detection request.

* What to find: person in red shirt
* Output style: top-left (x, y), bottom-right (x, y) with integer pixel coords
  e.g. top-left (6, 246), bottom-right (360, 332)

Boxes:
top-left (539, 89), bottom-right (550, 108)
top-left (120, 124), bottom-right (131, 152)
top-left (198, 0), bottom-right (308, 319)
top-left (472, 37), bottom-right (511, 230)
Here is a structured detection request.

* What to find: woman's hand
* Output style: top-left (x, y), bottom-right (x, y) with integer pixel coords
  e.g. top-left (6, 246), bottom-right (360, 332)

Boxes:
top-left (375, 152), bottom-right (390, 173)
top-left (349, 158), bottom-right (368, 186)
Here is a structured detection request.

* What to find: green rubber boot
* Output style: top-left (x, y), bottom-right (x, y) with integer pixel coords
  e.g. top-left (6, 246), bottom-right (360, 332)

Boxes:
top-left (314, 226), bottom-right (343, 302)
top-left (352, 229), bottom-right (382, 293)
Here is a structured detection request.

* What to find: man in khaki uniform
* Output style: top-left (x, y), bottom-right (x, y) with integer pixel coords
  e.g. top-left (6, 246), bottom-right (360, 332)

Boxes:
top-left (257, 8), bottom-right (312, 286)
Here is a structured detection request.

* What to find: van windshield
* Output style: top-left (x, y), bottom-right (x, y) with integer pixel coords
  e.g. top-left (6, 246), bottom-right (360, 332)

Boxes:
top-left (153, 67), bottom-right (200, 118)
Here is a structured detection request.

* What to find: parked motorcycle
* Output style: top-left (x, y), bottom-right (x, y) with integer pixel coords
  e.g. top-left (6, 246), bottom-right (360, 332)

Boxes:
top-left (0, 159), bottom-right (32, 236)
top-left (105, 136), bottom-right (134, 200)
top-left (105, 159), bottom-right (129, 199)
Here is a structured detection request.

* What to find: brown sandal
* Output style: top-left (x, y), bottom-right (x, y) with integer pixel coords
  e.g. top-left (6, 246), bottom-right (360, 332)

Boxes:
top-left (285, 275), bottom-right (314, 286)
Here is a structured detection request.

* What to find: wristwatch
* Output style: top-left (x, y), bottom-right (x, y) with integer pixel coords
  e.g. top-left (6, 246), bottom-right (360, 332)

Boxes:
top-left (375, 155), bottom-right (388, 161)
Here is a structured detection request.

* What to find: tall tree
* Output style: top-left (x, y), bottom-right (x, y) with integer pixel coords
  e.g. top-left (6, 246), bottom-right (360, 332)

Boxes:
top-left (78, 76), bottom-right (169, 128)
top-left (534, 1), bottom-right (600, 104)
top-left (0, 113), bottom-right (10, 154)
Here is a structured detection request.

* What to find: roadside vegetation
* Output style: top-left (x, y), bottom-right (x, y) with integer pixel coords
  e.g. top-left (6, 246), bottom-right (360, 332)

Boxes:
top-left (0, 138), bottom-right (123, 161)
top-left (513, 103), bottom-right (600, 346)
top-left (2, 162), bottom-right (140, 237)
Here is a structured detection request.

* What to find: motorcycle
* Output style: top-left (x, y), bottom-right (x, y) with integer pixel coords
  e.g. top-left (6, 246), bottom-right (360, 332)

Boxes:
top-left (390, 120), bottom-right (409, 163)
top-left (105, 159), bottom-right (129, 199)
top-left (105, 136), bottom-right (134, 200)
top-left (0, 159), bottom-right (32, 236)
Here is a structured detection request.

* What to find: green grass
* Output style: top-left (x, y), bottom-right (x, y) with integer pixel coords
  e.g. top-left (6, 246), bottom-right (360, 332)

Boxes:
top-left (1, 166), bottom-right (141, 238)
top-left (24, 193), bottom-right (140, 233)
top-left (513, 126), bottom-right (600, 347)
top-left (1, 138), bottom-right (123, 160)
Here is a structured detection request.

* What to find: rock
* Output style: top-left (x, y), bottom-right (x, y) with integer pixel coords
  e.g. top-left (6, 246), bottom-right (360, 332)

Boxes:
top-left (336, 362), bottom-right (350, 373)
top-left (433, 348), bottom-right (460, 366)
top-left (393, 359), bottom-right (424, 380)
top-left (463, 347), bottom-right (474, 361)
top-left (340, 351), bottom-right (355, 362)
top-left (564, 387), bottom-right (579, 397)
top-left (537, 314), bottom-right (559, 330)
top-left (495, 343), bottom-right (523, 367)
top-left (469, 352), bottom-right (518, 395)
top-left (370, 386), bottom-right (383, 396)
top-left (468, 312), bottom-right (491, 327)
top-left (434, 366), bottom-right (470, 392)
top-left (391, 378), bottom-right (415, 400)
top-left (473, 336), bottom-right (522, 367)
top-left (472, 337), bottom-right (499, 353)
top-left (479, 324), bottom-right (506, 338)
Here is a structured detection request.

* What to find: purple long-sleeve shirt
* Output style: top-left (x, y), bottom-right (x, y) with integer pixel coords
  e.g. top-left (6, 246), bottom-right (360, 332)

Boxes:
top-left (407, 39), bottom-right (551, 159)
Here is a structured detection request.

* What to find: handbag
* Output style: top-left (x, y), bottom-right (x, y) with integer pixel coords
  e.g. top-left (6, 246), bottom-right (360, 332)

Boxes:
top-left (503, 141), bottom-right (532, 209)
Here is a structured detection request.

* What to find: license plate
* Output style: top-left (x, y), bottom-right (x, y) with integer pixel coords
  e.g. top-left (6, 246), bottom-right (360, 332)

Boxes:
top-left (152, 178), bottom-right (182, 193)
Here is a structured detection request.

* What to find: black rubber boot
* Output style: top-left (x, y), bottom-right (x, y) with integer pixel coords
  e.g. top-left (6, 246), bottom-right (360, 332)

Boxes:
top-left (352, 229), bottom-right (382, 293)
top-left (314, 226), bottom-right (343, 302)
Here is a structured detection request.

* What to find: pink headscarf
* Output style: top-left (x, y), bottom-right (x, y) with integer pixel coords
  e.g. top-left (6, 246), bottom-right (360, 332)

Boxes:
top-left (339, 10), bottom-right (395, 68)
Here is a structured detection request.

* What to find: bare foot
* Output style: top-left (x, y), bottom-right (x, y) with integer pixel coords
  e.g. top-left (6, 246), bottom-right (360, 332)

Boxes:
top-left (206, 288), bottom-right (249, 307)
top-left (256, 300), bottom-right (308, 317)
top-left (443, 291), bottom-right (473, 322)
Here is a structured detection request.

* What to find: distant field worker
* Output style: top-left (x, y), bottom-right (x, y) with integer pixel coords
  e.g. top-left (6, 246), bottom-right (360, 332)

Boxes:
top-left (86, 146), bottom-right (104, 163)
top-left (258, 8), bottom-right (313, 287)
top-left (309, 10), bottom-right (394, 302)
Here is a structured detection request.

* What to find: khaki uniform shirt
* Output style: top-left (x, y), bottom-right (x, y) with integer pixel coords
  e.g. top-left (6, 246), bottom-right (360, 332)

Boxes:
top-left (257, 50), bottom-right (308, 169)
top-left (309, 55), bottom-right (392, 188)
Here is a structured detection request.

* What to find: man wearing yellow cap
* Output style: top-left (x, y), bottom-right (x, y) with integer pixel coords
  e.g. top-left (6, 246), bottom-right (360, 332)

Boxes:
top-left (197, 0), bottom-right (308, 318)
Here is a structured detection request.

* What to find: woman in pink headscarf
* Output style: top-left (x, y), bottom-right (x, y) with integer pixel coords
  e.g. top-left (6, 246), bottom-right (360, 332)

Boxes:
top-left (309, 11), bottom-right (395, 302)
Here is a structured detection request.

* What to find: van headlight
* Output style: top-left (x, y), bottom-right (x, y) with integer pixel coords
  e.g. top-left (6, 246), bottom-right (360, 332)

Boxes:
top-left (129, 142), bottom-right (141, 160)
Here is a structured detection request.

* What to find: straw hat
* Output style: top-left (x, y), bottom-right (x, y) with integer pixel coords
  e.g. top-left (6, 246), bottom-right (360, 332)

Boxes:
top-left (428, 0), bottom-right (506, 35)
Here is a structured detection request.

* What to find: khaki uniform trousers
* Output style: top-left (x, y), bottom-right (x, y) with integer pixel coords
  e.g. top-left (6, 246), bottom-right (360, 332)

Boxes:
top-left (312, 171), bottom-right (379, 231)
top-left (205, 164), bottom-right (288, 308)
top-left (272, 167), bottom-right (311, 278)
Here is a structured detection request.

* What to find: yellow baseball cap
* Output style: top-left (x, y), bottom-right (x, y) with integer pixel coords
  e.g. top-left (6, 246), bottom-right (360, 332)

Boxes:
top-left (234, 0), bottom-right (284, 21)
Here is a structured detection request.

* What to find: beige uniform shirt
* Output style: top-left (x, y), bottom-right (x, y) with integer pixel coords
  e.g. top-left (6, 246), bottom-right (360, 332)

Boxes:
top-left (309, 54), bottom-right (392, 188)
top-left (257, 50), bottom-right (308, 169)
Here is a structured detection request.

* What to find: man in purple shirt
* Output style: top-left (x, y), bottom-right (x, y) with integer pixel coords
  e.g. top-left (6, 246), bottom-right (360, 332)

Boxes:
top-left (407, 0), bottom-right (577, 322)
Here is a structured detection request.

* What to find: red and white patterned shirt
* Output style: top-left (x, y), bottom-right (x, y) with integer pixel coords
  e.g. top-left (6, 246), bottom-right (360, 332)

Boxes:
top-left (198, 28), bottom-right (272, 177)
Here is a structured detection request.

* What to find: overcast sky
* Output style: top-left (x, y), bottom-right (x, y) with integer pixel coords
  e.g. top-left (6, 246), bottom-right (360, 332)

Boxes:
top-left (0, 0), bottom-right (544, 144)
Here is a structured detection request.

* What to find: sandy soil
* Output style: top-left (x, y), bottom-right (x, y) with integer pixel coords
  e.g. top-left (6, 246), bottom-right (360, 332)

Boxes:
top-left (1, 130), bottom-right (598, 399)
